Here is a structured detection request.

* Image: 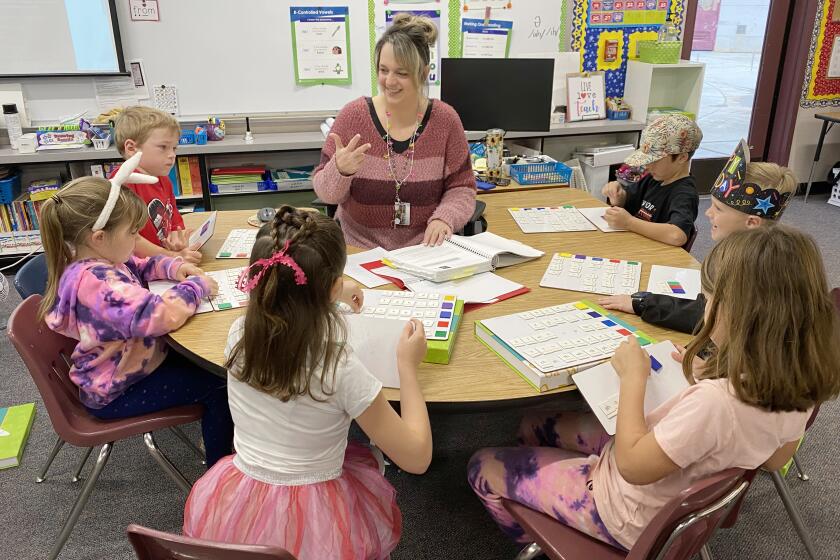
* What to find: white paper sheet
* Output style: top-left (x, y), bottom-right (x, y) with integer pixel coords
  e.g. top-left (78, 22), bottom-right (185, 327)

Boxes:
top-left (345, 312), bottom-right (408, 388)
top-left (645, 265), bottom-right (702, 300)
top-left (345, 247), bottom-right (390, 288)
top-left (188, 211), bottom-right (217, 249)
top-left (577, 207), bottom-right (626, 232)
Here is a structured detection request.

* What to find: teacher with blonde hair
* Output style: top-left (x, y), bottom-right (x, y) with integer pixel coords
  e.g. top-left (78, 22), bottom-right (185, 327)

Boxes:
top-left (313, 13), bottom-right (476, 250)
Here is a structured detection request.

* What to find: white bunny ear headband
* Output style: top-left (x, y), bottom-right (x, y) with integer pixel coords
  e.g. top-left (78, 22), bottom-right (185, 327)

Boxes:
top-left (91, 151), bottom-right (158, 231)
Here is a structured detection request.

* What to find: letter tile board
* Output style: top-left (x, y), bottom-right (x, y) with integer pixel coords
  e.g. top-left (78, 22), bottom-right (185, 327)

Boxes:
top-left (480, 301), bottom-right (653, 373)
top-left (359, 289), bottom-right (457, 340)
top-left (540, 253), bottom-right (641, 295)
top-left (508, 206), bottom-right (597, 233)
top-left (148, 267), bottom-right (247, 313)
top-left (216, 229), bottom-right (257, 259)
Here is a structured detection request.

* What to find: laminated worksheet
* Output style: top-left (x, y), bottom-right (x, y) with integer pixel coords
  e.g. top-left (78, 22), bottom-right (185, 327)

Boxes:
top-left (540, 253), bottom-right (641, 295)
top-left (577, 207), bottom-right (626, 232)
top-left (216, 229), bottom-right (257, 259)
top-left (508, 206), bottom-right (597, 233)
top-left (148, 267), bottom-right (247, 313)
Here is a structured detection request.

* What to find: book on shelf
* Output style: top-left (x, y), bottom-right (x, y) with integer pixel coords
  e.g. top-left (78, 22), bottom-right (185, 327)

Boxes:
top-left (382, 232), bottom-right (543, 283)
top-left (177, 156), bottom-right (193, 196)
top-left (0, 403), bottom-right (36, 469)
top-left (188, 156), bottom-right (202, 196)
top-left (168, 164), bottom-right (180, 197)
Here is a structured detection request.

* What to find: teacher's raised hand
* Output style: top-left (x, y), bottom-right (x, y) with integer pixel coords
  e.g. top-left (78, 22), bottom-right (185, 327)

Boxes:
top-left (330, 133), bottom-right (372, 177)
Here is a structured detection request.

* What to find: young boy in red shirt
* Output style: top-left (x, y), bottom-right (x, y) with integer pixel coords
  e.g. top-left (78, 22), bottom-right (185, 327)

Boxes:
top-left (114, 106), bottom-right (200, 263)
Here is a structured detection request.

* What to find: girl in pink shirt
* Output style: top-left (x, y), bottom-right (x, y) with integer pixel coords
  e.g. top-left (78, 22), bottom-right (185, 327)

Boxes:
top-left (469, 225), bottom-right (840, 550)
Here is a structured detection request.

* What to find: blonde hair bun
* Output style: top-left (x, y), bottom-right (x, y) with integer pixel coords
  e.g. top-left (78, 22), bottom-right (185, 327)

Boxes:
top-left (391, 12), bottom-right (438, 46)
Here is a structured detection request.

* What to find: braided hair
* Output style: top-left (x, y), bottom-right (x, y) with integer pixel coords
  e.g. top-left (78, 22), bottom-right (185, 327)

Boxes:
top-left (226, 206), bottom-right (349, 401)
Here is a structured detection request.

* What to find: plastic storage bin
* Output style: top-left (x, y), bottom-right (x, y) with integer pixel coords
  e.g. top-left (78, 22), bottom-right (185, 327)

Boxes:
top-left (509, 162), bottom-right (573, 185)
top-left (209, 180), bottom-right (277, 195)
top-left (637, 41), bottom-right (682, 64)
top-left (0, 173), bottom-right (21, 203)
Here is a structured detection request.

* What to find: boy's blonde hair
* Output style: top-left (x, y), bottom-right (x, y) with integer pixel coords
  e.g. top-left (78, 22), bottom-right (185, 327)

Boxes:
top-left (744, 163), bottom-right (797, 225)
top-left (38, 178), bottom-right (147, 319)
top-left (684, 225), bottom-right (840, 412)
top-left (114, 105), bottom-right (180, 156)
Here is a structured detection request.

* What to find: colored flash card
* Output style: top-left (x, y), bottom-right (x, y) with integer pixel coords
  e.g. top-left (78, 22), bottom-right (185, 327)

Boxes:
top-left (508, 206), bottom-right (597, 233)
top-left (216, 229), bottom-right (257, 259)
top-left (188, 211), bottom-right (217, 249)
top-left (539, 253), bottom-right (642, 295)
top-left (359, 290), bottom-right (458, 340)
top-left (645, 265), bottom-right (701, 300)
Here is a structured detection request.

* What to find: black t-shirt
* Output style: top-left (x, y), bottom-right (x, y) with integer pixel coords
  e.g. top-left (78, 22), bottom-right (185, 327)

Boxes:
top-left (366, 97), bottom-right (434, 154)
top-left (623, 175), bottom-right (699, 238)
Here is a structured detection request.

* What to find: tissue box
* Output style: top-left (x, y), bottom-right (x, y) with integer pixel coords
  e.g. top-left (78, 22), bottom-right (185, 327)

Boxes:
top-left (16, 133), bottom-right (37, 154)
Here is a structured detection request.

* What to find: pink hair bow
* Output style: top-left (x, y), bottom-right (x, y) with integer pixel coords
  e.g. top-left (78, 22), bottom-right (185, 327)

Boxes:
top-left (235, 240), bottom-right (308, 293)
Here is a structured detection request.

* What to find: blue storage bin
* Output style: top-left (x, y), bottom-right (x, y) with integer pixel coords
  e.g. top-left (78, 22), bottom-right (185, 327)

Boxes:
top-left (179, 130), bottom-right (196, 145)
top-left (509, 162), bottom-right (572, 185)
top-left (0, 174), bottom-right (21, 204)
top-left (209, 180), bottom-right (277, 194)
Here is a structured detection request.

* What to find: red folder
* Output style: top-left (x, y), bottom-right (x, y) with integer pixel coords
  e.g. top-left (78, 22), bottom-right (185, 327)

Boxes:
top-left (359, 260), bottom-right (530, 311)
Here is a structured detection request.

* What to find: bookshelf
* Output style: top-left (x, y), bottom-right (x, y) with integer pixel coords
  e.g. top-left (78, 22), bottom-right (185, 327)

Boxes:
top-left (623, 60), bottom-right (705, 125)
top-left (0, 120), bottom-right (645, 256)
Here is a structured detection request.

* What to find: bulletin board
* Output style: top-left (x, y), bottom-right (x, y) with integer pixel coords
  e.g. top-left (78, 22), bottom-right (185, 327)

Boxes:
top-left (801, 0), bottom-right (840, 107)
top-left (572, 0), bottom-right (684, 98)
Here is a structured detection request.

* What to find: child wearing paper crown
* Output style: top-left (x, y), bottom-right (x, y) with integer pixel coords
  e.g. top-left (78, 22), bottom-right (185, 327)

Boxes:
top-left (601, 114), bottom-right (702, 247)
top-left (469, 224), bottom-right (840, 551)
top-left (38, 154), bottom-right (234, 467)
top-left (183, 206), bottom-right (434, 559)
top-left (599, 140), bottom-right (797, 333)
top-left (113, 106), bottom-right (201, 264)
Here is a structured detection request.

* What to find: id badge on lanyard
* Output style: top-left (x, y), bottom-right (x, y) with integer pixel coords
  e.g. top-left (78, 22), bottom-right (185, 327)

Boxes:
top-left (394, 201), bottom-right (411, 227)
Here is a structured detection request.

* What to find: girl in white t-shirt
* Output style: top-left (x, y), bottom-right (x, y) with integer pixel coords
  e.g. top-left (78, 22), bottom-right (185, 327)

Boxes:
top-left (469, 225), bottom-right (840, 550)
top-left (184, 206), bottom-right (432, 560)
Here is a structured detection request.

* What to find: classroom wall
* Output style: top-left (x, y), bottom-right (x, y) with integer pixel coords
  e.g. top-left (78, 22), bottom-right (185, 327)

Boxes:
top-left (788, 0), bottom-right (840, 182)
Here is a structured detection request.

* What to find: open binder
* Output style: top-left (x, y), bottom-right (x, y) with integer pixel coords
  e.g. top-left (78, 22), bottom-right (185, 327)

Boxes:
top-left (381, 232), bottom-right (543, 282)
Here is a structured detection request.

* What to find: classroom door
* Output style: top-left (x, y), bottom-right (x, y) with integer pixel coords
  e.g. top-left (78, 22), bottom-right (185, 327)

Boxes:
top-left (683, 0), bottom-right (781, 160)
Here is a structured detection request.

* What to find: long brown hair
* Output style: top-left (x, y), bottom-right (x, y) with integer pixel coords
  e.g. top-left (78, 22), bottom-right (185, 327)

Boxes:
top-left (683, 225), bottom-right (840, 411)
top-left (226, 206), bottom-right (348, 401)
top-left (38, 177), bottom-right (147, 320)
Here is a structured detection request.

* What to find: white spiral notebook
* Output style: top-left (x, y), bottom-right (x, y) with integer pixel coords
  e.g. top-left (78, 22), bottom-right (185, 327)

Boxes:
top-left (381, 232), bottom-right (543, 283)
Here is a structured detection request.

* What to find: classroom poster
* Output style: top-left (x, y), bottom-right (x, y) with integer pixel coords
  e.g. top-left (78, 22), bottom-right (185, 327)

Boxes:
top-left (461, 18), bottom-right (512, 58)
top-left (290, 7), bottom-right (352, 85)
top-left (588, 0), bottom-right (668, 28)
top-left (462, 0), bottom-right (512, 11)
top-left (386, 9), bottom-right (442, 85)
top-left (566, 72), bottom-right (606, 121)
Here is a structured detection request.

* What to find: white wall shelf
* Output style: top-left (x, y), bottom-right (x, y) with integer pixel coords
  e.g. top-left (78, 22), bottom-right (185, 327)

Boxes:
top-left (623, 60), bottom-right (705, 125)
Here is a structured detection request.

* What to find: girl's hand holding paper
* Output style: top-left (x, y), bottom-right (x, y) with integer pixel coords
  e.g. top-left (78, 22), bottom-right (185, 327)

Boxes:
top-left (612, 336), bottom-right (651, 385)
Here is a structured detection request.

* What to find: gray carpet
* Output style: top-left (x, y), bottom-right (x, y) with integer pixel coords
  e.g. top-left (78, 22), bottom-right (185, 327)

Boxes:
top-left (1, 194), bottom-right (839, 560)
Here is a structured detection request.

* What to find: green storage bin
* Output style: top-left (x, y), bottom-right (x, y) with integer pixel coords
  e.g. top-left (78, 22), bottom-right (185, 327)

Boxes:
top-left (637, 40), bottom-right (682, 64)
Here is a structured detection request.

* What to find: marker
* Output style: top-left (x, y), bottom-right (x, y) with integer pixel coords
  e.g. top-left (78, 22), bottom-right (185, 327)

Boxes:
top-left (244, 116), bottom-right (254, 144)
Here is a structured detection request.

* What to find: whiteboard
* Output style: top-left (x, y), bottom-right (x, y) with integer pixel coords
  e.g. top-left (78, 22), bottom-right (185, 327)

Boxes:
top-left (114, 0), bottom-right (371, 116)
top-left (3, 0), bottom-right (575, 122)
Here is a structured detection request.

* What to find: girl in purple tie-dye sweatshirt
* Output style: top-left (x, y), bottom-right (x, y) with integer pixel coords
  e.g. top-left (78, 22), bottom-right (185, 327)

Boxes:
top-left (39, 177), bottom-right (233, 466)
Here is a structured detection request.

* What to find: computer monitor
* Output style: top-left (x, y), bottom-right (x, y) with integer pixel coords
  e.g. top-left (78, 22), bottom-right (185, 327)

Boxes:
top-left (440, 58), bottom-right (554, 132)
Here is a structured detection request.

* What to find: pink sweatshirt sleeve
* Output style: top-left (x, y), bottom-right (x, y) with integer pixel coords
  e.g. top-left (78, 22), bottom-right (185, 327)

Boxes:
top-left (77, 266), bottom-right (211, 340)
top-left (312, 107), bottom-right (355, 204)
top-left (128, 255), bottom-right (184, 283)
top-left (428, 109), bottom-right (477, 230)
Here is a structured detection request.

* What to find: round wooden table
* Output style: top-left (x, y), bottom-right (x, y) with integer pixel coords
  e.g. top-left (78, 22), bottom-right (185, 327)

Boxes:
top-left (171, 188), bottom-right (699, 409)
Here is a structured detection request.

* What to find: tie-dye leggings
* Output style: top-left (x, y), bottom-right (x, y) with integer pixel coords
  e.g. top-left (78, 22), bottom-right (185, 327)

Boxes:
top-left (467, 410), bottom-right (624, 549)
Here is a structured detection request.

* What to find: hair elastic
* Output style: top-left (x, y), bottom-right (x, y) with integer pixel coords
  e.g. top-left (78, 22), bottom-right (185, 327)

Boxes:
top-left (236, 240), bottom-right (308, 293)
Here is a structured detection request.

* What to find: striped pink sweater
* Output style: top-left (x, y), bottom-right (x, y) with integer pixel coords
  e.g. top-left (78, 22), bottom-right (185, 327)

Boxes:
top-left (313, 97), bottom-right (477, 250)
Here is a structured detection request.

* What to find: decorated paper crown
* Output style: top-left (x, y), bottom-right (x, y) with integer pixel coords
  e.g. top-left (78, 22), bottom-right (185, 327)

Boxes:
top-left (92, 151), bottom-right (158, 231)
top-left (711, 140), bottom-right (791, 220)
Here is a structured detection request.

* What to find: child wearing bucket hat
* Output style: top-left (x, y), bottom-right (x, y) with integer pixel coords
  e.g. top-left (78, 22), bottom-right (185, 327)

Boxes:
top-left (601, 114), bottom-right (703, 247)
top-left (598, 139), bottom-right (797, 333)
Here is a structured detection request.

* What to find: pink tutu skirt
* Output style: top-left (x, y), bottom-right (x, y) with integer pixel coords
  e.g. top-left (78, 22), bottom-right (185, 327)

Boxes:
top-left (183, 442), bottom-right (401, 560)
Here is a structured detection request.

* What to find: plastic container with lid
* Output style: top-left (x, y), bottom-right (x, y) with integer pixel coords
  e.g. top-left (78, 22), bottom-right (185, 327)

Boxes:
top-left (3, 104), bottom-right (24, 150)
